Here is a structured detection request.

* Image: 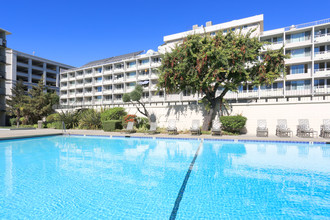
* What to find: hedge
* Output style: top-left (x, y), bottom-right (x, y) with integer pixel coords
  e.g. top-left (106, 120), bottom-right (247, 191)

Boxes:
top-left (103, 120), bottom-right (123, 131)
top-left (220, 115), bottom-right (247, 133)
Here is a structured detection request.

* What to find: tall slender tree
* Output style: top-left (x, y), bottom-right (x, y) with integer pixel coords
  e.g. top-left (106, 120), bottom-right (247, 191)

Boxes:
top-left (6, 80), bottom-right (29, 127)
top-left (158, 30), bottom-right (288, 130)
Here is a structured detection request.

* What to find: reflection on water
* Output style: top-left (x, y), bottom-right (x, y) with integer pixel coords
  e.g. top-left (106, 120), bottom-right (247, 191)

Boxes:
top-left (178, 141), bottom-right (330, 219)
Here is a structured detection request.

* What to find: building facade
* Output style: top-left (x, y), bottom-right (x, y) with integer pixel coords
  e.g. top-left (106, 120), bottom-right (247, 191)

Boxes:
top-left (5, 49), bottom-right (74, 95)
top-left (0, 28), bottom-right (11, 125)
top-left (59, 15), bottom-right (330, 109)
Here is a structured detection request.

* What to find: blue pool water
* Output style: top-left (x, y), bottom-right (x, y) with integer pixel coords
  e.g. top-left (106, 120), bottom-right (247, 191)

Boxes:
top-left (0, 136), bottom-right (329, 219)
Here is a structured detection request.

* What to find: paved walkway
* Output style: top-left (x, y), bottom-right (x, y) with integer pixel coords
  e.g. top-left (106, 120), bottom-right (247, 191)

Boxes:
top-left (1, 128), bottom-right (329, 143)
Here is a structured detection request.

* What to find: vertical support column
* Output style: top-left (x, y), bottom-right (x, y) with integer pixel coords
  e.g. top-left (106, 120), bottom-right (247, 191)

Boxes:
top-left (283, 32), bottom-right (286, 98)
top-left (28, 58), bottom-right (32, 88)
top-left (56, 66), bottom-right (60, 87)
top-left (43, 63), bottom-right (47, 86)
top-left (311, 26), bottom-right (315, 98)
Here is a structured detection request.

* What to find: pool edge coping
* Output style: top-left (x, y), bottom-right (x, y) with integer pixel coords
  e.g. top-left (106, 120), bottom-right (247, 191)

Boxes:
top-left (0, 132), bottom-right (329, 145)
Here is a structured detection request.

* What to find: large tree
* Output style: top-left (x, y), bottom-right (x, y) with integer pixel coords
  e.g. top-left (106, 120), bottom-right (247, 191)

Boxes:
top-left (158, 30), bottom-right (287, 130)
top-left (6, 80), bottom-right (29, 127)
top-left (122, 85), bottom-right (151, 121)
top-left (25, 78), bottom-right (59, 123)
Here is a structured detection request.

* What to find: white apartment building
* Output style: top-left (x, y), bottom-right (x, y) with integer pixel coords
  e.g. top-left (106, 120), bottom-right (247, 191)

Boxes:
top-left (0, 28), bottom-right (11, 125)
top-left (59, 15), bottom-right (330, 108)
top-left (5, 49), bottom-right (74, 95)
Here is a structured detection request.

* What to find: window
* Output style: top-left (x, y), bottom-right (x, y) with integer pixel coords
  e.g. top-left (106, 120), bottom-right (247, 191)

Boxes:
top-left (242, 25), bottom-right (248, 30)
top-left (127, 72), bottom-right (136, 78)
top-left (96, 68), bottom-right (102, 73)
top-left (223, 29), bottom-right (227, 33)
top-left (287, 48), bottom-right (310, 58)
top-left (291, 65), bottom-right (305, 74)
top-left (105, 65), bottom-right (112, 71)
top-left (273, 82), bottom-right (283, 89)
top-left (140, 59), bottom-right (149, 65)
top-left (127, 61), bottom-right (136, 68)
top-left (314, 79), bottom-right (325, 88)
top-left (96, 87), bottom-right (102, 92)
top-left (104, 95), bottom-right (112, 101)
top-left (158, 91), bottom-right (164, 97)
top-left (142, 92), bottom-right (149, 98)
top-left (153, 57), bottom-right (160, 63)
top-left (96, 77), bottom-right (102, 82)
top-left (210, 32), bottom-right (216, 36)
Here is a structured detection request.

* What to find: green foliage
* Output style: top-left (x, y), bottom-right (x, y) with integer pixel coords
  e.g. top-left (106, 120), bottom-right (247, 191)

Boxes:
top-left (102, 120), bottom-right (123, 131)
top-left (6, 80), bottom-right (29, 126)
top-left (58, 110), bottom-right (80, 129)
top-left (6, 78), bottom-right (59, 125)
top-left (122, 85), bottom-right (150, 119)
top-left (78, 109), bottom-right (101, 129)
top-left (136, 117), bottom-right (150, 129)
top-left (46, 121), bottom-right (63, 129)
top-left (220, 115), bottom-right (247, 133)
top-left (122, 93), bottom-right (131, 102)
top-left (158, 31), bottom-right (287, 130)
top-left (9, 118), bottom-right (16, 126)
top-left (46, 113), bottom-right (60, 123)
top-left (100, 107), bottom-right (127, 122)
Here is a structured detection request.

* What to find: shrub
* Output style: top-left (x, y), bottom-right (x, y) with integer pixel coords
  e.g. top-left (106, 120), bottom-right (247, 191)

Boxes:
top-left (79, 109), bottom-right (101, 129)
top-left (220, 115), bottom-right (247, 133)
top-left (58, 110), bottom-right (80, 129)
top-left (46, 121), bottom-right (63, 129)
top-left (9, 118), bottom-right (17, 126)
top-left (46, 113), bottom-right (60, 123)
top-left (122, 114), bottom-right (136, 128)
top-left (101, 107), bottom-right (127, 122)
top-left (103, 120), bottom-right (123, 131)
top-left (136, 117), bottom-right (150, 130)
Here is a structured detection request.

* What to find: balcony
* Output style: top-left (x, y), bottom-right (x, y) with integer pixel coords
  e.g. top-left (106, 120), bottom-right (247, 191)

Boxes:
top-left (84, 91), bottom-right (93, 96)
top-left (76, 74), bottom-right (84, 79)
top-left (285, 38), bottom-right (311, 48)
top-left (61, 76), bottom-right (68, 82)
top-left (46, 77), bottom-right (56, 83)
top-left (114, 68), bottom-right (124, 73)
top-left (94, 91), bottom-right (102, 96)
top-left (314, 51), bottom-right (330, 61)
top-left (285, 88), bottom-right (311, 96)
top-left (17, 71), bottom-right (29, 78)
top-left (113, 89), bottom-right (124, 94)
top-left (125, 76), bottom-right (136, 82)
top-left (84, 82), bottom-right (93, 87)
top-left (126, 66), bottom-right (136, 72)
top-left (151, 62), bottom-right (161, 67)
top-left (285, 55), bottom-right (311, 64)
top-left (17, 62), bottom-right (29, 68)
top-left (261, 42), bottom-right (283, 51)
top-left (286, 73), bottom-right (311, 80)
top-left (113, 99), bottom-right (123, 104)
top-left (314, 86), bottom-right (330, 95)
top-left (259, 89), bottom-right (284, 97)
top-left (314, 33), bottom-right (330, 44)
top-left (314, 68), bottom-right (330, 77)
top-left (126, 87), bottom-right (135, 93)
top-left (103, 100), bottom-right (113, 105)
top-left (113, 78), bottom-right (124, 83)
top-left (75, 83), bottom-right (84, 88)
top-left (103, 79), bottom-right (113, 85)
top-left (103, 89), bottom-right (113, 95)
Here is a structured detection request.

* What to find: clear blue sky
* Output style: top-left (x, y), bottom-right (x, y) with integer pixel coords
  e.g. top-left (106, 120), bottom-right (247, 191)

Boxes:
top-left (2, 0), bottom-right (329, 67)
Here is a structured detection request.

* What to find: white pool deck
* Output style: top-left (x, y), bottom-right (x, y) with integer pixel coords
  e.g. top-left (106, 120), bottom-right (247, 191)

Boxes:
top-left (0, 128), bottom-right (329, 144)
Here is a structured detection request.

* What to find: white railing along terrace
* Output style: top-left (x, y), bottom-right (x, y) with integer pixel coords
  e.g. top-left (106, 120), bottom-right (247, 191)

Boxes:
top-left (314, 33), bottom-right (330, 38)
top-left (284, 18), bottom-right (330, 31)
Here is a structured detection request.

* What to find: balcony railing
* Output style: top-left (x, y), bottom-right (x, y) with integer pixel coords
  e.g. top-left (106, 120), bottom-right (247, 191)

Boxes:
top-left (315, 33), bottom-right (330, 38)
top-left (284, 18), bottom-right (330, 31)
top-left (286, 36), bottom-right (311, 44)
top-left (314, 67), bottom-right (330, 73)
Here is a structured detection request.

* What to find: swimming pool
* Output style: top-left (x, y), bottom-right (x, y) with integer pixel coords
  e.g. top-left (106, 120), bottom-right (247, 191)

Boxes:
top-left (0, 135), bottom-right (329, 219)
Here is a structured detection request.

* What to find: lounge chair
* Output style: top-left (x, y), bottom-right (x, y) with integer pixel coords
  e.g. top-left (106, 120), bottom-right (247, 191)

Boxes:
top-left (256, 120), bottom-right (268, 137)
top-left (211, 120), bottom-right (221, 136)
top-left (125, 121), bottom-right (136, 133)
top-left (167, 119), bottom-right (177, 135)
top-left (148, 122), bottom-right (159, 134)
top-left (320, 119), bottom-right (330, 138)
top-left (297, 119), bottom-right (316, 138)
top-left (190, 120), bottom-right (201, 135)
top-left (276, 119), bottom-right (293, 137)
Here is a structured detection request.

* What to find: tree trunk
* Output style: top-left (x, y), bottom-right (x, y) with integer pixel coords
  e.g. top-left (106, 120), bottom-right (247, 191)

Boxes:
top-left (202, 97), bottom-right (225, 131)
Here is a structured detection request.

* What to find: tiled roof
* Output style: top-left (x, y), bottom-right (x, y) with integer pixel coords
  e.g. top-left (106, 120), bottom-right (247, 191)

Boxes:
top-left (81, 51), bottom-right (144, 67)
